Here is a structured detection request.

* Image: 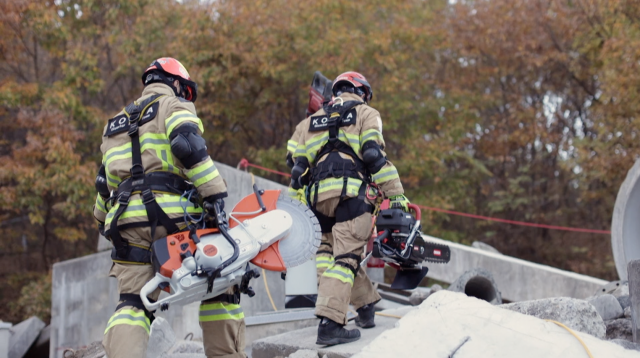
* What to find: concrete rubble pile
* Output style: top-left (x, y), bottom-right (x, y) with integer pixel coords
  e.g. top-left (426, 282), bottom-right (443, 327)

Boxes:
top-left (354, 290), bottom-right (640, 358)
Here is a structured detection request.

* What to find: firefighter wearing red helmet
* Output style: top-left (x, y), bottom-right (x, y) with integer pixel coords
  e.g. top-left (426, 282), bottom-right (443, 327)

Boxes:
top-left (287, 71), bottom-right (410, 345)
top-left (93, 57), bottom-right (246, 357)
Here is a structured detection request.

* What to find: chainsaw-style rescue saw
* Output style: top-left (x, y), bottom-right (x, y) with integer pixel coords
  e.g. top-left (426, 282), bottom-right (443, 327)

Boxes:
top-left (140, 186), bottom-right (321, 311)
top-left (366, 200), bottom-right (451, 290)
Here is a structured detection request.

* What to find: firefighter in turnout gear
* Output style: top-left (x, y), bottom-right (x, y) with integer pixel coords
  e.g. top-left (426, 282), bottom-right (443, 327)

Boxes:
top-left (93, 58), bottom-right (246, 358)
top-left (288, 71), bottom-right (410, 345)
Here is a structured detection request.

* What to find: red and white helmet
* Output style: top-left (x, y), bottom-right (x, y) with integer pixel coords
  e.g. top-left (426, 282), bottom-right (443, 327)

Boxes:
top-left (141, 57), bottom-right (198, 102)
top-left (332, 71), bottom-right (373, 102)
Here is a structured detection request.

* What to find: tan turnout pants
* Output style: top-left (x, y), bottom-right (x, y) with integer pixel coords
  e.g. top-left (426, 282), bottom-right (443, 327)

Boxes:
top-left (103, 226), bottom-right (246, 358)
top-left (314, 197), bottom-right (381, 324)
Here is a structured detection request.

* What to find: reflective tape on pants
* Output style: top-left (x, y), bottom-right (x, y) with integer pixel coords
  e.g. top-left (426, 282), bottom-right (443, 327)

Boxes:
top-left (199, 302), bottom-right (244, 322)
top-left (104, 309), bottom-right (151, 335)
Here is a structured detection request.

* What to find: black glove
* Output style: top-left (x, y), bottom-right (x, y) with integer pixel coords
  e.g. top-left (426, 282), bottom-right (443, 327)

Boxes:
top-left (203, 195), bottom-right (227, 227)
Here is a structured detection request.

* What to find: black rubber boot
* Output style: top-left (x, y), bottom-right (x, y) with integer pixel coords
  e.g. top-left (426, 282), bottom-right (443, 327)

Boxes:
top-left (355, 303), bottom-right (376, 328)
top-left (316, 318), bottom-right (361, 346)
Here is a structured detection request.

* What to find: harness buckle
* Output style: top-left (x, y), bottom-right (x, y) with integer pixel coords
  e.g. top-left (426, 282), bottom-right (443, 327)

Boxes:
top-left (130, 164), bottom-right (145, 183)
top-left (141, 189), bottom-right (155, 205)
top-left (118, 191), bottom-right (131, 205)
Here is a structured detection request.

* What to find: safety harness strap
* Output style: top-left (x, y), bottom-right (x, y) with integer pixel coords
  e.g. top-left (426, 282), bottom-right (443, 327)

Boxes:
top-left (108, 94), bottom-right (184, 262)
top-left (117, 293), bottom-right (155, 323)
top-left (335, 253), bottom-right (361, 277)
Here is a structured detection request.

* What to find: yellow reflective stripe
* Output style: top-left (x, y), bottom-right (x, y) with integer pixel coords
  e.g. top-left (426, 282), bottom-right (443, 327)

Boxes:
top-left (104, 133), bottom-right (171, 186)
top-left (165, 110), bottom-right (202, 136)
top-left (287, 139), bottom-right (298, 153)
top-left (95, 194), bottom-right (108, 213)
top-left (309, 177), bottom-right (362, 202)
top-left (361, 129), bottom-right (383, 144)
top-left (304, 132), bottom-right (330, 162)
top-left (199, 302), bottom-right (244, 322)
top-left (322, 264), bottom-right (354, 286)
top-left (339, 130), bottom-right (360, 154)
top-left (288, 187), bottom-right (299, 199)
top-left (185, 159), bottom-right (220, 187)
top-left (105, 195), bottom-right (202, 224)
top-left (104, 309), bottom-right (150, 334)
top-left (372, 166), bottom-right (399, 184)
top-left (316, 256), bottom-right (334, 269)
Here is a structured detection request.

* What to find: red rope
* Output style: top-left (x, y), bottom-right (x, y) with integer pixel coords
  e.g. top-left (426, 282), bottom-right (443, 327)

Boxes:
top-left (238, 158), bottom-right (291, 177)
top-left (414, 204), bottom-right (610, 235)
top-left (236, 159), bottom-right (611, 235)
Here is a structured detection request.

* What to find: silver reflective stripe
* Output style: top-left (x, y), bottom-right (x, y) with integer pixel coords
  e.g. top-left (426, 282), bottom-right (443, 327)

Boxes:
top-left (105, 147), bottom-right (132, 162)
top-left (161, 150), bottom-right (176, 173)
top-left (166, 113), bottom-right (197, 132)
top-left (373, 169), bottom-right (398, 182)
top-left (325, 268), bottom-right (353, 279)
top-left (108, 313), bottom-right (150, 326)
top-left (189, 163), bottom-right (217, 183)
top-left (141, 138), bottom-right (169, 146)
top-left (199, 307), bottom-right (244, 317)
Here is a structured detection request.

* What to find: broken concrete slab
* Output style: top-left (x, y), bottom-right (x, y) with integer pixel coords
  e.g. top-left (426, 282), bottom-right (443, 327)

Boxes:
top-left (251, 315), bottom-right (401, 358)
top-left (287, 349), bottom-right (319, 358)
top-left (447, 268), bottom-right (502, 304)
top-left (588, 294), bottom-right (625, 321)
top-left (147, 317), bottom-right (177, 358)
top-left (9, 316), bottom-right (45, 358)
top-left (611, 339), bottom-right (640, 352)
top-left (355, 291), bottom-right (639, 358)
top-left (167, 341), bottom-right (204, 354)
top-left (501, 297), bottom-right (606, 339)
top-left (620, 295), bottom-right (632, 311)
top-left (628, 259), bottom-right (640, 343)
top-left (24, 324), bottom-right (50, 358)
top-left (607, 318), bottom-right (633, 341)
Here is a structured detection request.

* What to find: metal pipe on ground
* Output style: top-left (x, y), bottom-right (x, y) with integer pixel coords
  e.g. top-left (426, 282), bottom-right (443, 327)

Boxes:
top-left (447, 268), bottom-right (503, 305)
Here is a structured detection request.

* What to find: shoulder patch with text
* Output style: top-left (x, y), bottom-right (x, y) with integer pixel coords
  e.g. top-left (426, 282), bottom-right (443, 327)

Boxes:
top-left (309, 114), bottom-right (331, 132)
top-left (139, 102), bottom-right (160, 125)
top-left (104, 115), bottom-right (130, 137)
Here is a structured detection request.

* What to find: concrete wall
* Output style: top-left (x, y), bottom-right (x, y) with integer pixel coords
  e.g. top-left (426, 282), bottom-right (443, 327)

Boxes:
top-left (424, 235), bottom-right (608, 302)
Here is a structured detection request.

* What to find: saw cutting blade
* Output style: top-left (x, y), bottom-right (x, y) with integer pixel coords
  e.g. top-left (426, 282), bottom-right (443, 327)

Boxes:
top-left (274, 193), bottom-right (322, 268)
top-left (421, 240), bottom-right (451, 264)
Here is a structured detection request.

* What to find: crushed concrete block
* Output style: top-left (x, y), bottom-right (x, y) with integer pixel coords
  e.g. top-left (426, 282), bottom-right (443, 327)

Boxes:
top-left (63, 341), bottom-right (106, 358)
top-left (471, 241), bottom-right (501, 254)
top-left (501, 297), bottom-right (606, 339)
top-left (147, 317), bottom-right (177, 358)
top-left (597, 281), bottom-right (630, 298)
top-left (619, 295), bottom-right (631, 311)
top-left (611, 339), bottom-right (640, 352)
top-left (409, 287), bottom-right (431, 306)
top-left (355, 291), bottom-right (639, 358)
top-left (448, 268), bottom-right (502, 305)
top-left (163, 354), bottom-right (205, 358)
top-left (8, 316), bottom-right (45, 358)
top-left (168, 340), bottom-right (204, 354)
top-left (287, 349), bottom-right (318, 358)
top-left (430, 284), bottom-right (443, 292)
top-left (625, 306), bottom-right (632, 318)
top-left (588, 294), bottom-right (624, 321)
top-left (607, 319), bottom-right (633, 341)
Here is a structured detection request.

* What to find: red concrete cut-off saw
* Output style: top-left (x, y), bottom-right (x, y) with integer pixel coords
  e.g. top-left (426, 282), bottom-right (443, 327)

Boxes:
top-left (140, 186), bottom-right (322, 311)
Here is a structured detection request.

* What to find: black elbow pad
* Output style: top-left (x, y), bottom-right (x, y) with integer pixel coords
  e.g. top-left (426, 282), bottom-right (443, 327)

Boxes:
top-left (170, 123), bottom-right (209, 169)
top-left (290, 157), bottom-right (310, 190)
top-left (95, 165), bottom-right (110, 198)
top-left (362, 141), bottom-right (387, 174)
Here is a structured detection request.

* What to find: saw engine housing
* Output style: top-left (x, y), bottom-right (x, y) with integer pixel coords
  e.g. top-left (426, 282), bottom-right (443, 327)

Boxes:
top-left (139, 189), bottom-right (321, 312)
top-left (372, 208), bottom-right (426, 267)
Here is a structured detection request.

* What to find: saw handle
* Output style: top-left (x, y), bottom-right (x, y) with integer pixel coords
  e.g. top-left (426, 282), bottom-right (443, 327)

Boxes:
top-left (407, 203), bottom-right (421, 221)
top-left (253, 184), bottom-right (267, 211)
top-left (140, 274), bottom-right (168, 311)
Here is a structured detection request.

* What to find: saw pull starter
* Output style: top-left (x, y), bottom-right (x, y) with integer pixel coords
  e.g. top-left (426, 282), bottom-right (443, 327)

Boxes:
top-left (370, 201), bottom-right (451, 290)
top-left (139, 187), bottom-right (322, 312)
